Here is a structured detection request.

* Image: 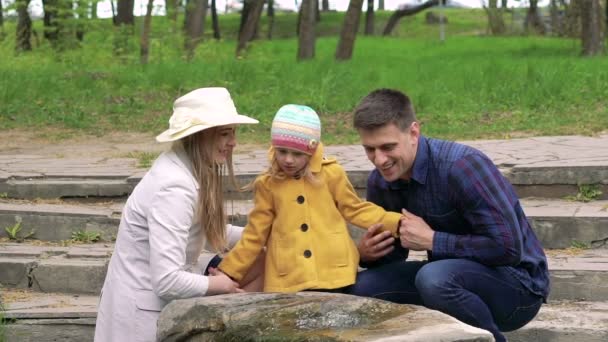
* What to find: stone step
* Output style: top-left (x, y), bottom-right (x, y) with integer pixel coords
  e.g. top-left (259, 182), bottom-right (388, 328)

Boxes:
top-left (1, 167), bottom-right (606, 201)
top-left (0, 243), bottom-right (606, 301)
top-left (0, 199), bottom-right (252, 242)
top-left (1, 288), bottom-right (606, 342)
top-left (1, 198), bottom-right (606, 249)
top-left (504, 300), bottom-right (608, 342)
top-left (1, 289), bottom-right (97, 342)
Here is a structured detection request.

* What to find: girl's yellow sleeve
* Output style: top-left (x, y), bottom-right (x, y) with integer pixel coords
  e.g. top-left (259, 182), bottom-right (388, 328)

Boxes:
top-left (219, 177), bottom-right (275, 281)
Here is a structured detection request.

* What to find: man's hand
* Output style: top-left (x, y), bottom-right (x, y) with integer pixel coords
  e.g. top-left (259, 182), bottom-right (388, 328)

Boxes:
top-left (399, 209), bottom-right (435, 251)
top-left (358, 223), bottom-right (395, 263)
top-left (207, 268), bottom-right (244, 295)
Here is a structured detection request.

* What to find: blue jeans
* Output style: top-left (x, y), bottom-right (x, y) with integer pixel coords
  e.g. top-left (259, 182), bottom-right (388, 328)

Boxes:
top-left (345, 259), bottom-right (543, 342)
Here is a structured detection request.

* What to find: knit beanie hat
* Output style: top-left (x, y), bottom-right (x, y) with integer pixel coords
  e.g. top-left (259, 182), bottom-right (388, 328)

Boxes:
top-left (271, 104), bottom-right (321, 155)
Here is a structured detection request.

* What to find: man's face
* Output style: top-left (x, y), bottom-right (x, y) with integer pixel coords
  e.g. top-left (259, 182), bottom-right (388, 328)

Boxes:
top-left (358, 122), bottom-right (419, 182)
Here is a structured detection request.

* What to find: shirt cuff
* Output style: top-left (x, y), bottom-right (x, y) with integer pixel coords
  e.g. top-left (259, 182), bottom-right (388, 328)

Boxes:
top-left (432, 231), bottom-right (456, 259)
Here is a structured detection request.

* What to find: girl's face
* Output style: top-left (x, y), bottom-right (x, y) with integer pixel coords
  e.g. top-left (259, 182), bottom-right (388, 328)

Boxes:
top-left (213, 125), bottom-right (237, 164)
top-left (275, 147), bottom-right (311, 177)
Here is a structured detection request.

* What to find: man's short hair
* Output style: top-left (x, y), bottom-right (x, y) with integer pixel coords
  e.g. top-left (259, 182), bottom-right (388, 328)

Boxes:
top-left (353, 88), bottom-right (417, 131)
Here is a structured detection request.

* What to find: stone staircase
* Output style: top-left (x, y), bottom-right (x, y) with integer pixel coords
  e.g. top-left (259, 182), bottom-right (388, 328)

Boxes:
top-left (1, 135), bottom-right (608, 341)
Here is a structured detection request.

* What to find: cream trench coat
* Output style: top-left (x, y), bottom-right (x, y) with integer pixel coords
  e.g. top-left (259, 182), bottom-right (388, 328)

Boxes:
top-left (94, 148), bottom-right (243, 342)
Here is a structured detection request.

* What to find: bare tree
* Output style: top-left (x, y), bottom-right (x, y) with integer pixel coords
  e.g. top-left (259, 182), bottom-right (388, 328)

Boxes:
top-left (524, 0), bottom-right (546, 34)
top-left (166, 0), bottom-right (180, 22)
top-left (184, 0), bottom-right (207, 58)
top-left (298, 0), bottom-right (316, 60)
top-left (485, 0), bottom-right (505, 35)
top-left (383, 0), bottom-right (441, 36)
top-left (110, 0), bottom-right (117, 24)
top-left (335, 0), bottom-right (364, 60)
top-left (563, 0), bottom-right (581, 37)
top-left (239, 0), bottom-right (253, 36)
top-left (267, 0), bottom-right (275, 39)
top-left (0, 0), bottom-right (5, 35)
top-left (116, 0), bottom-right (135, 26)
top-left (16, 0), bottom-right (33, 52)
top-left (211, 0), bottom-right (221, 40)
top-left (236, 0), bottom-right (264, 56)
top-left (91, 0), bottom-right (99, 19)
top-left (580, 0), bottom-right (605, 56)
top-left (140, 0), bottom-right (154, 64)
top-left (365, 0), bottom-right (375, 35)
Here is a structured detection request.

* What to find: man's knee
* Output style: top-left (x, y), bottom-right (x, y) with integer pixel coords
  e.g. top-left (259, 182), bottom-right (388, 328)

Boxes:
top-left (415, 261), bottom-right (461, 304)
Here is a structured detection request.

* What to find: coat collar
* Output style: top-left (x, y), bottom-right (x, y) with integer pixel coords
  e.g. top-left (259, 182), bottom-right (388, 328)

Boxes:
top-left (268, 142), bottom-right (325, 173)
top-left (410, 135), bottom-right (428, 185)
top-left (166, 145), bottom-right (200, 189)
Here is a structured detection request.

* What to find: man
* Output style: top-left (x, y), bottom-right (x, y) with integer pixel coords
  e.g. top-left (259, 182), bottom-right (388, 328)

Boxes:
top-left (347, 88), bottom-right (550, 342)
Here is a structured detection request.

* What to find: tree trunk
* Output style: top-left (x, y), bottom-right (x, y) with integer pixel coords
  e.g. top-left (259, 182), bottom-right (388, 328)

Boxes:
top-left (383, 0), bottom-right (440, 36)
top-left (116, 0), bottom-right (135, 26)
top-left (322, 0), bottom-right (329, 11)
top-left (184, 0), bottom-right (207, 58)
top-left (486, 0), bottom-right (505, 35)
top-left (140, 0), bottom-right (154, 64)
top-left (16, 0), bottom-right (32, 52)
top-left (211, 0), bottom-right (221, 40)
top-left (75, 0), bottom-right (87, 41)
top-left (42, 0), bottom-right (59, 41)
top-left (500, 0), bottom-right (507, 8)
top-left (378, 0), bottom-right (384, 10)
top-left (166, 0), bottom-right (180, 23)
top-left (110, 0), bottom-right (117, 25)
top-left (42, 0), bottom-right (74, 48)
top-left (564, 0), bottom-right (581, 38)
top-left (0, 0), bottom-right (4, 29)
top-left (267, 0), bottom-right (275, 39)
top-left (298, 0), bottom-right (316, 60)
top-left (365, 0), bottom-right (375, 35)
top-left (580, 0), bottom-right (605, 56)
top-left (239, 0), bottom-right (253, 35)
top-left (335, 0), bottom-right (364, 60)
top-left (524, 0), bottom-right (546, 34)
top-left (91, 0), bottom-right (98, 19)
top-left (315, 0), bottom-right (320, 22)
top-left (236, 0), bottom-right (264, 56)
top-left (549, 0), bottom-right (562, 35)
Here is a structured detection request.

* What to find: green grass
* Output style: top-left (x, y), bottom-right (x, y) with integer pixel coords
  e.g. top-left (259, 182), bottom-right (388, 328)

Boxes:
top-left (1, 9), bottom-right (607, 144)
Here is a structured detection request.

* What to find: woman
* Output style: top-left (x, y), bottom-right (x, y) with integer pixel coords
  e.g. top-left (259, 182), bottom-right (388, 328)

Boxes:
top-left (94, 87), bottom-right (260, 342)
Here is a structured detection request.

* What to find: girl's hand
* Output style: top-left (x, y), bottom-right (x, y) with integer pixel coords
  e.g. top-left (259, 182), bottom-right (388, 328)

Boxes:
top-left (358, 223), bottom-right (395, 262)
top-left (207, 268), bottom-right (244, 295)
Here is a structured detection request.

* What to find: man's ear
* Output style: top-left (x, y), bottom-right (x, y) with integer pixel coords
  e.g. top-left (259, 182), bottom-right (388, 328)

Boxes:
top-left (409, 121), bottom-right (421, 142)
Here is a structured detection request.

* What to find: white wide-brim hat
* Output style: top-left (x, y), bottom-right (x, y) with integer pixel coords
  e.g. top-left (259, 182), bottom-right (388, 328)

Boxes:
top-left (156, 87), bottom-right (259, 143)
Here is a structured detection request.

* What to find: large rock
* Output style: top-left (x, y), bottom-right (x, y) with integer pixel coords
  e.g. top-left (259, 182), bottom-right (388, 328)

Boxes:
top-left (157, 292), bottom-right (493, 341)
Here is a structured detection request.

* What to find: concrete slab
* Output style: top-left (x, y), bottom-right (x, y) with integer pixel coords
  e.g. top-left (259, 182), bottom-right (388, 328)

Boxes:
top-left (2, 198), bottom-right (605, 249)
top-left (505, 300), bottom-right (608, 342)
top-left (1, 134), bottom-right (607, 199)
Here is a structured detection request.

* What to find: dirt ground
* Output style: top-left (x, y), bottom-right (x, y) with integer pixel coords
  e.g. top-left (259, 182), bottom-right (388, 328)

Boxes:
top-left (0, 129), bottom-right (264, 158)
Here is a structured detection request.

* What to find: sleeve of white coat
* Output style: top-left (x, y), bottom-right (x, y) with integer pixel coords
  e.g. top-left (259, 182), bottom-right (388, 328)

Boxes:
top-left (226, 224), bottom-right (244, 248)
top-left (147, 182), bottom-right (209, 300)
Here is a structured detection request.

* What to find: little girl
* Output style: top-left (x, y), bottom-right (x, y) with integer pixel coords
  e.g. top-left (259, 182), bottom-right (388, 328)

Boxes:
top-left (218, 104), bottom-right (402, 292)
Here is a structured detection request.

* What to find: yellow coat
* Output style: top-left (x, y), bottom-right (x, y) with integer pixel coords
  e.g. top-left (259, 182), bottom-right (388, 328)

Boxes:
top-left (219, 144), bottom-right (402, 292)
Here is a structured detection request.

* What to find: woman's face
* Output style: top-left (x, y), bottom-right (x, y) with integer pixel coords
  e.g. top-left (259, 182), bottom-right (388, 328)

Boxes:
top-left (213, 125), bottom-right (237, 164)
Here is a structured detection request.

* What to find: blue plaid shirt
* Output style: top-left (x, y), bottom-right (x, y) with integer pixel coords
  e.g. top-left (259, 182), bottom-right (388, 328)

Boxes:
top-left (366, 135), bottom-right (550, 300)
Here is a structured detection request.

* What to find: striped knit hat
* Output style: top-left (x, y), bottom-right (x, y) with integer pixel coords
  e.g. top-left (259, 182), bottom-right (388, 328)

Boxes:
top-left (271, 104), bottom-right (321, 155)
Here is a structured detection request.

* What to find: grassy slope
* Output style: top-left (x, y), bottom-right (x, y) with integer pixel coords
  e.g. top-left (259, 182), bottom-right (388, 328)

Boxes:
top-left (0, 9), bottom-right (607, 144)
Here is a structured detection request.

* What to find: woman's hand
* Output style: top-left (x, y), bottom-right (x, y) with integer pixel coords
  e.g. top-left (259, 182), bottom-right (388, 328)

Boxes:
top-left (207, 268), bottom-right (244, 295)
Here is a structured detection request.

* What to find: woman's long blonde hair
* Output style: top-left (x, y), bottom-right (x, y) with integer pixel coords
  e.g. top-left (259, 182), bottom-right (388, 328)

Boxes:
top-left (173, 127), bottom-right (237, 254)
